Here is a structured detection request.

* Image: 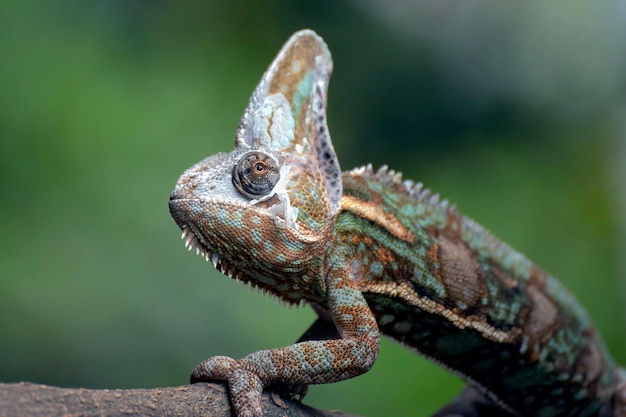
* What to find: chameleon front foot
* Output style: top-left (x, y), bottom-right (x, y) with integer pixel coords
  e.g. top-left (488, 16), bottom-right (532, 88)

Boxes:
top-left (191, 356), bottom-right (264, 417)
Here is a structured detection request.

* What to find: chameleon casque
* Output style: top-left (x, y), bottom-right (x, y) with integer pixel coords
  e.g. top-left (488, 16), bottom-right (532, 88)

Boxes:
top-left (169, 29), bottom-right (626, 417)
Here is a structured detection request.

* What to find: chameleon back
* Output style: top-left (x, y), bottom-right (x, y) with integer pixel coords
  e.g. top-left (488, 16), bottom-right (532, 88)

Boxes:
top-left (335, 167), bottom-right (620, 416)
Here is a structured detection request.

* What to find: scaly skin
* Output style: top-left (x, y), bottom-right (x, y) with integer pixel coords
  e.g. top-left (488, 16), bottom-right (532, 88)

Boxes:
top-left (168, 30), bottom-right (626, 417)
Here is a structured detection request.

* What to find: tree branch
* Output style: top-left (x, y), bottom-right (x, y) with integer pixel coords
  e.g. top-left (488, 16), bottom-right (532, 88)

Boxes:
top-left (0, 382), bottom-right (359, 417)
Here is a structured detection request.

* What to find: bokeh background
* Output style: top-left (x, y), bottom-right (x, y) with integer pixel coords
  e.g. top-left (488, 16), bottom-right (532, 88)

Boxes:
top-left (2, 1), bottom-right (626, 415)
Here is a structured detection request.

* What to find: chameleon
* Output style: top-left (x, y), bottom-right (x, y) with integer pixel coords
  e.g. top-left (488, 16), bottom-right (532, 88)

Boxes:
top-left (168, 29), bottom-right (626, 417)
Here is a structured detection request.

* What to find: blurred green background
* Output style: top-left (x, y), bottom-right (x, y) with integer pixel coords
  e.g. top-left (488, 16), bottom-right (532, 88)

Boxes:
top-left (1, 1), bottom-right (625, 415)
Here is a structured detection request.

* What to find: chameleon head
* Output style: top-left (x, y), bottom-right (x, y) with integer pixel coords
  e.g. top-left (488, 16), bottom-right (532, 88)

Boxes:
top-left (169, 30), bottom-right (342, 303)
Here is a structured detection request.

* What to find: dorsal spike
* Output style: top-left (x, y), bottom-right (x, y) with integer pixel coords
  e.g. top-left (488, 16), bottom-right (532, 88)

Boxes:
top-left (411, 182), bottom-right (424, 196)
top-left (349, 165), bottom-right (367, 176)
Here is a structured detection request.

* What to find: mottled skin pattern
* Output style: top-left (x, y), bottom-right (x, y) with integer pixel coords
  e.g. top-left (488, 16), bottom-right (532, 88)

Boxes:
top-left (168, 30), bottom-right (626, 417)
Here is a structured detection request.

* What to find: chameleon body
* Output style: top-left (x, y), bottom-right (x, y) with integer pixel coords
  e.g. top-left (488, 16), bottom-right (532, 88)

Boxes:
top-left (169, 30), bottom-right (626, 416)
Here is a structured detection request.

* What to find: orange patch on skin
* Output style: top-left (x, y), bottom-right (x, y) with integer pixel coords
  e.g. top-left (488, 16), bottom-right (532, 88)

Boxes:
top-left (529, 265), bottom-right (548, 289)
top-left (443, 209), bottom-right (464, 240)
top-left (425, 243), bottom-right (445, 285)
top-left (374, 245), bottom-right (396, 265)
top-left (426, 243), bottom-right (443, 283)
top-left (491, 265), bottom-right (519, 289)
top-left (341, 195), bottom-right (414, 243)
top-left (426, 243), bottom-right (440, 267)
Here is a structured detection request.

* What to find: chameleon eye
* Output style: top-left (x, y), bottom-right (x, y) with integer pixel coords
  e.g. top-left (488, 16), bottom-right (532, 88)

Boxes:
top-left (232, 151), bottom-right (280, 199)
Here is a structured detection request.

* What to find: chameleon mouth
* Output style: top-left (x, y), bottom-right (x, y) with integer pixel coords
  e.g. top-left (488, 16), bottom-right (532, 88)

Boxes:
top-left (179, 227), bottom-right (299, 306)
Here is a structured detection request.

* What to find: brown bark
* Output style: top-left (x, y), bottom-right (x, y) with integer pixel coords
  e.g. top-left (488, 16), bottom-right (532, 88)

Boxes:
top-left (0, 382), bottom-right (358, 417)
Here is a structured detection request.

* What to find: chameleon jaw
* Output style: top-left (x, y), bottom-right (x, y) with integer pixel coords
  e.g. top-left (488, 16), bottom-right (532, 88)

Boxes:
top-left (180, 227), bottom-right (303, 307)
top-left (181, 227), bottom-right (224, 271)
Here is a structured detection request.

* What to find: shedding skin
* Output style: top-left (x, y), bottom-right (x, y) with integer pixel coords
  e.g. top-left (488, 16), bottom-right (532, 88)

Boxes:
top-left (169, 30), bottom-right (626, 417)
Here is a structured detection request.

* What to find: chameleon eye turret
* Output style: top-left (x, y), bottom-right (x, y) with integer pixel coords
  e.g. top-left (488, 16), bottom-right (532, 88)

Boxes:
top-left (232, 151), bottom-right (280, 199)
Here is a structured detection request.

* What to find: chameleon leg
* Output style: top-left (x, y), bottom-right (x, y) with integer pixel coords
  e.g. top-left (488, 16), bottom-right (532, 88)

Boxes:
top-left (269, 311), bottom-right (341, 400)
top-left (295, 309), bottom-right (341, 343)
top-left (190, 267), bottom-right (380, 417)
